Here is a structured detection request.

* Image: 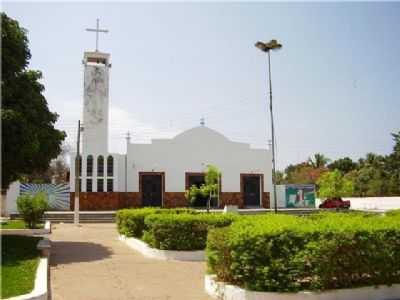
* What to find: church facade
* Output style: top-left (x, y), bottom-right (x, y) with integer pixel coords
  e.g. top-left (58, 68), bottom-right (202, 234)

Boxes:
top-left (70, 49), bottom-right (273, 210)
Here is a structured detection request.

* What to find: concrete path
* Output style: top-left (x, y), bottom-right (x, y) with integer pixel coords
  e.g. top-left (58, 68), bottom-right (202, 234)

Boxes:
top-left (49, 223), bottom-right (212, 300)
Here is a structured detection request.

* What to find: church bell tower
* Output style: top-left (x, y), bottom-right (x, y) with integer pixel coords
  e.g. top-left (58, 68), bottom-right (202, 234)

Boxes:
top-left (82, 19), bottom-right (111, 155)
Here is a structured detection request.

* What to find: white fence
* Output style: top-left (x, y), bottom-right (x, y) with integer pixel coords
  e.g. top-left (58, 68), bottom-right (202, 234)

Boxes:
top-left (316, 197), bottom-right (400, 212)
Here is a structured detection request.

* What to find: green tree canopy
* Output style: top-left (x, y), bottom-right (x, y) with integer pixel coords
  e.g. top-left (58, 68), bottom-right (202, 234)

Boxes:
top-left (328, 157), bottom-right (357, 174)
top-left (1, 13), bottom-right (66, 190)
top-left (317, 170), bottom-right (354, 199)
top-left (308, 153), bottom-right (330, 169)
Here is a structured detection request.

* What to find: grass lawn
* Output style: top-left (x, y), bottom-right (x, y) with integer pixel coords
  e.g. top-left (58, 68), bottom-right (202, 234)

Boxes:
top-left (0, 219), bottom-right (44, 229)
top-left (1, 235), bottom-right (42, 298)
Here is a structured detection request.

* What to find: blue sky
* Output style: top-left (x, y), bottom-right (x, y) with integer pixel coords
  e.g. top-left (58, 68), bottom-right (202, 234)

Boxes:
top-left (3, 2), bottom-right (400, 169)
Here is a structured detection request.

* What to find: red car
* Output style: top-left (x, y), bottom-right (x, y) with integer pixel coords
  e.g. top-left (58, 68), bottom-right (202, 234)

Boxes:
top-left (319, 197), bottom-right (351, 209)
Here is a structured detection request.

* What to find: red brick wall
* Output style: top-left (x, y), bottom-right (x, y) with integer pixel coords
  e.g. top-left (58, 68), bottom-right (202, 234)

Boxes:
top-left (219, 192), bottom-right (244, 208)
top-left (69, 191), bottom-right (270, 210)
top-left (164, 192), bottom-right (187, 208)
top-left (262, 192), bottom-right (270, 208)
top-left (70, 192), bottom-right (141, 210)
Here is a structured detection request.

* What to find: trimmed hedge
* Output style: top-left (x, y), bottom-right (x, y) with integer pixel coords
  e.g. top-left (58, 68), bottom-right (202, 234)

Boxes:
top-left (206, 213), bottom-right (400, 292)
top-left (116, 208), bottom-right (197, 238)
top-left (142, 213), bottom-right (236, 250)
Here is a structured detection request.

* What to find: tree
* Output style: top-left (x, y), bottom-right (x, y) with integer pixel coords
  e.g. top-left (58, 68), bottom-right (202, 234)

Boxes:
top-left (317, 170), bottom-right (354, 199)
top-left (17, 192), bottom-right (48, 228)
top-left (185, 165), bottom-right (221, 212)
top-left (308, 153), bottom-right (330, 169)
top-left (328, 157), bottom-right (357, 174)
top-left (1, 13), bottom-right (66, 191)
top-left (21, 143), bottom-right (71, 184)
top-left (285, 162), bottom-right (327, 186)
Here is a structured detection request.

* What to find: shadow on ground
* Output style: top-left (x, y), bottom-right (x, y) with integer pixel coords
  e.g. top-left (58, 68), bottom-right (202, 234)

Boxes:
top-left (50, 241), bottom-right (113, 265)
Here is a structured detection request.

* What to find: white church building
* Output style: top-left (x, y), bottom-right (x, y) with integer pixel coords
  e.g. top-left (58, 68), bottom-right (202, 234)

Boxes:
top-left (69, 46), bottom-right (273, 210)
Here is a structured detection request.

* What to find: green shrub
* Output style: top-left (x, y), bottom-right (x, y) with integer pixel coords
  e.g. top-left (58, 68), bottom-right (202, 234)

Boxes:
top-left (143, 213), bottom-right (236, 250)
top-left (16, 192), bottom-right (48, 229)
top-left (386, 209), bottom-right (400, 217)
top-left (116, 207), bottom-right (198, 238)
top-left (206, 213), bottom-right (400, 292)
top-left (206, 227), bottom-right (234, 282)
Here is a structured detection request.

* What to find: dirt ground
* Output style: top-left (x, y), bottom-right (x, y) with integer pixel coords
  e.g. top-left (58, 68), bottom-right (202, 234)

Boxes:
top-left (49, 223), bottom-right (212, 300)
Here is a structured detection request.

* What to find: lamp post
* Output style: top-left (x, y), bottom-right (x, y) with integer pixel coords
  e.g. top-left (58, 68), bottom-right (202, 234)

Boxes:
top-left (74, 120), bottom-right (84, 226)
top-left (255, 39), bottom-right (282, 213)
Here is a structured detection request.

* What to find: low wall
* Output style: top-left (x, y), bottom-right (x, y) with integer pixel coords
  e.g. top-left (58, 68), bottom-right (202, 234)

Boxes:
top-left (119, 235), bottom-right (205, 261)
top-left (205, 275), bottom-right (400, 300)
top-left (316, 197), bottom-right (400, 211)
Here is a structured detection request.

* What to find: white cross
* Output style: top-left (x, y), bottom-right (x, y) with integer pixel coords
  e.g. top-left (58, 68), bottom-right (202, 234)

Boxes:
top-left (86, 18), bottom-right (108, 52)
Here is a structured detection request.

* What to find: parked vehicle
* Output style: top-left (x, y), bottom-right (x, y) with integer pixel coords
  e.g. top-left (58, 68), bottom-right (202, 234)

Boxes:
top-left (319, 197), bottom-right (351, 209)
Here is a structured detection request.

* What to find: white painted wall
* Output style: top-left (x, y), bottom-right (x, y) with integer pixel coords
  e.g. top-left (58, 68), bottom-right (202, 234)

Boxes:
top-left (274, 185), bottom-right (287, 208)
top-left (126, 126), bottom-right (273, 201)
top-left (5, 181), bottom-right (20, 214)
top-left (82, 52), bottom-right (110, 156)
top-left (70, 152), bottom-right (124, 192)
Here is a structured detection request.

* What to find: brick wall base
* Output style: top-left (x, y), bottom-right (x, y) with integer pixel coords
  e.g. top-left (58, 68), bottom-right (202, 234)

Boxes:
top-left (69, 192), bottom-right (270, 210)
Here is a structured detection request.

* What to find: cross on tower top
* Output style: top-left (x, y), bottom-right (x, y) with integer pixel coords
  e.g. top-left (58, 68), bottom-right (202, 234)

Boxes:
top-left (86, 18), bottom-right (108, 52)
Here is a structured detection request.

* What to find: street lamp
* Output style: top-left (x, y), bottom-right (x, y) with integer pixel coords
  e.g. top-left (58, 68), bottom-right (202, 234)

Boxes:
top-left (255, 39), bottom-right (282, 213)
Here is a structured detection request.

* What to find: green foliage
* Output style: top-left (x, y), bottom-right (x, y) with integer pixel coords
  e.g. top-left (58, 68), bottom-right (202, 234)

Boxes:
top-left (328, 157), bottom-right (357, 174)
top-left (206, 213), bottom-right (400, 292)
top-left (16, 192), bottom-right (48, 228)
top-left (1, 13), bottom-right (65, 189)
top-left (1, 235), bottom-right (42, 298)
top-left (308, 153), bottom-right (330, 168)
top-left (206, 227), bottom-right (234, 282)
top-left (317, 170), bottom-right (354, 198)
top-left (116, 207), bottom-right (197, 238)
top-left (185, 184), bottom-right (208, 206)
top-left (184, 165), bottom-right (221, 209)
top-left (279, 131), bottom-right (400, 196)
top-left (0, 219), bottom-right (43, 229)
top-left (386, 209), bottom-right (400, 217)
top-left (142, 213), bottom-right (236, 250)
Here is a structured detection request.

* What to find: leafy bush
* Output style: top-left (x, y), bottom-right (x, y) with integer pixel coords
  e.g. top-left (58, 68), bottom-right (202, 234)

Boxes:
top-left (142, 213), bottom-right (236, 250)
top-left (206, 213), bottom-right (400, 292)
top-left (16, 192), bottom-right (48, 228)
top-left (116, 207), bottom-right (197, 238)
top-left (386, 209), bottom-right (400, 217)
top-left (206, 227), bottom-right (234, 282)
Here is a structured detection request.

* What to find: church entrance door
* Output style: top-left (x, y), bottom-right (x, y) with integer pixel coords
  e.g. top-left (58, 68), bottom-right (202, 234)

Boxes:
top-left (140, 172), bottom-right (164, 207)
top-left (242, 174), bottom-right (261, 207)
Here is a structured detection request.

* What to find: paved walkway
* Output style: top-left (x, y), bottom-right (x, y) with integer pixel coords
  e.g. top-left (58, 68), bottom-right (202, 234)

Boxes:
top-left (49, 223), bottom-right (212, 300)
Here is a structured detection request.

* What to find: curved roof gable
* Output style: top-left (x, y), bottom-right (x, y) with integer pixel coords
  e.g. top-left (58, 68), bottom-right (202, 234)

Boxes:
top-left (172, 126), bottom-right (230, 142)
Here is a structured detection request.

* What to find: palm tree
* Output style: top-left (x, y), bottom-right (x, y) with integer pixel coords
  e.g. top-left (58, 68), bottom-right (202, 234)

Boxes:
top-left (308, 153), bottom-right (330, 169)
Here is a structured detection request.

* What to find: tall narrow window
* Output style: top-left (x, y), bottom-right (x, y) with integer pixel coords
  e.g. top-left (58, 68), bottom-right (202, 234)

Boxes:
top-left (78, 179), bottom-right (81, 192)
top-left (87, 155), bottom-right (93, 177)
top-left (97, 179), bottom-right (104, 192)
top-left (87, 179), bottom-right (92, 192)
top-left (107, 179), bottom-right (113, 192)
top-left (107, 155), bottom-right (114, 177)
top-left (97, 155), bottom-right (104, 177)
top-left (78, 155), bottom-right (82, 177)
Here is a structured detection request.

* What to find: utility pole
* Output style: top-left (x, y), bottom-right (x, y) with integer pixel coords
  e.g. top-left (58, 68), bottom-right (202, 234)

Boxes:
top-left (74, 120), bottom-right (83, 226)
top-left (125, 131), bottom-right (131, 192)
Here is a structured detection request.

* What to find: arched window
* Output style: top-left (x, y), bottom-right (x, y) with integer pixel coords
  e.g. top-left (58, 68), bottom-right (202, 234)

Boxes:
top-left (107, 155), bottom-right (114, 177)
top-left (97, 155), bottom-right (104, 177)
top-left (87, 155), bottom-right (93, 177)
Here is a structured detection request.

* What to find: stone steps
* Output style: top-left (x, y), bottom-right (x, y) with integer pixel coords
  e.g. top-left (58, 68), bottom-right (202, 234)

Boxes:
top-left (44, 211), bottom-right (116, 223)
